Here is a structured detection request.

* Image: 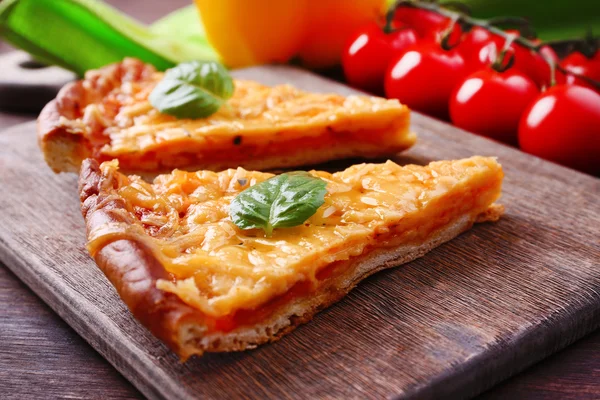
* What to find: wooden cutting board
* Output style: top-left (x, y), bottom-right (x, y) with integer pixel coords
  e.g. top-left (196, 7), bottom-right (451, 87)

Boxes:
top-left (0, 66), bottom-right (598, 400)
top-left (0, 51), bottom-right (76, 112)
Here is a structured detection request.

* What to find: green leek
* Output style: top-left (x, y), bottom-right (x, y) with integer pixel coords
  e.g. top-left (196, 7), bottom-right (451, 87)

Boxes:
top-left (0, 0), bottom-right (218, 75)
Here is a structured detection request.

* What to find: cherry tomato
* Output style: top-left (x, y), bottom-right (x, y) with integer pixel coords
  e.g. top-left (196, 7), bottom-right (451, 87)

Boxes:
top-left (342, 22), bottom-right (418, 94)
top-left (458, 27), bottom-right (495, 61)
top-left (461, 31), bottom-right (517, 74)
top-left (385, 43), bottom-right (468, 119)
top-left (511, 43), bottom-right (560, 89)
top-left (480, 29), bottom-right (520, 52)
top-left (561, 51), bottom-right (600, 90)
top-left (393, 7), bottom-right (449, 38)
top-left (467, 31), bottom-right (561, 89)
top-left (437, 23), bottom-right (463, 48)
top-left (518, 84), bottom-right (600, 175)
top-left (468, 41), bottom-right (499, 73)
top-left (450, 68), bottom-right (539, 145)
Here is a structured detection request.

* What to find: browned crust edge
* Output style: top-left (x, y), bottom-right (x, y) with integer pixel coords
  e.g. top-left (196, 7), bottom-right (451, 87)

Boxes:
top-left (38, 83), bottom-right (91, 173)
top-left (79, 159), bottom-right (206, 356)
top-left (38, 59), bottom-right (155, 173)
top-left (79, 159), bottom-right (503, 360)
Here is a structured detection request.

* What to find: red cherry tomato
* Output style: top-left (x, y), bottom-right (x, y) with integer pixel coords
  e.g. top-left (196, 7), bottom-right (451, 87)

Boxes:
top-left (468, 41), bottom-right (499, 73)
top-left (484, 29), bottom-right (520, 51)
top-left (458, 27), bottom-right (495, 61)
top-left (342, 22), bottom-right (418, 94)
top-left (450, 68), bottom-right (539, 145)
top-left (518, 84), bottom-right (600, 175)
top-left (437, 23), bottom-right (463, 48)
top-left (393, 7), bottom-right (449, 38)
top-left (461, 31), bottom-right (515, 75)
top-left (467, 31), bottom-right (561, 89)
top-left (385, 43), bottom-right (468, 120)
top-left (561, 51), bottom-right (600, 90)
top-left (511, 43), bottom-right (559, 89)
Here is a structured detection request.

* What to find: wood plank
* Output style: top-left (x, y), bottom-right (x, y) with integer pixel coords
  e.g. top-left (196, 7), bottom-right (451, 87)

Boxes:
top-left (0, 66), bottom-right (598, 400)
top-left (0, 265), bottom-right (143, 399)
top-left (480, 330), bottom-right (600, 399)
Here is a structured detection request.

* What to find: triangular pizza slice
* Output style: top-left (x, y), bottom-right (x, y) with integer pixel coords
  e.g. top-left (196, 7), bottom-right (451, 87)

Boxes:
top-left (39, 58), bottom-right (414, 173)
top-left (79, 156), bottom-right (503, 359)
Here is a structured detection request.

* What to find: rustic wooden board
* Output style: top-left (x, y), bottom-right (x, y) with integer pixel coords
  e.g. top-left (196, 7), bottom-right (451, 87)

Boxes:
top-left (0, 51), bottom-right (75, 113)
top-left (0, 66), bottom-right (599, 400)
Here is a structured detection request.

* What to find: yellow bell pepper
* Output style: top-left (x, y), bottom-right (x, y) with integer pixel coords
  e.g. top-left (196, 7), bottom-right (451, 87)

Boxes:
top-left (297, 0), bottom-right (387, 69)
top-left (195, 0), bottom-right (385, 69)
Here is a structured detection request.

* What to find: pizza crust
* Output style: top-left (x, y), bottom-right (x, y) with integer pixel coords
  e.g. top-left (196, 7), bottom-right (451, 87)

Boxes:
top-left (39, 59), bottom-right (155, 173)
top-left (79, 158), bottom-right (503, 360)
top-left (39, 99), bottom-right (90, 173)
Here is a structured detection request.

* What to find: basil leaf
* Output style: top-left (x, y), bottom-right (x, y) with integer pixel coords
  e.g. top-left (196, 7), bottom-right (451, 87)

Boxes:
top-left (229, 172), bottom-right (328, 237)
top-left (149, 60), bottom-right (234, 119)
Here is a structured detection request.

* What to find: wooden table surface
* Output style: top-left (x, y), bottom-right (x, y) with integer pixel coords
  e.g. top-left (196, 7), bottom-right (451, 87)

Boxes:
top-left (0, 1), bottom-right (598, 399)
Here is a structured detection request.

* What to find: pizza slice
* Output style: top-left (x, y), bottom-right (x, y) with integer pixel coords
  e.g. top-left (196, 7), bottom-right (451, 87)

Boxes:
top-left (39, 58), bottom-right (414, 174)
top-left (79, 155), bottom-right (503, 360)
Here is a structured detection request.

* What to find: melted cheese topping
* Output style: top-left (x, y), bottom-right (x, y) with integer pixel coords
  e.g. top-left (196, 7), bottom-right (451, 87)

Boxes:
top-left (69, 60), bottom-right (413, 169)
top-left (87, 157), bottom-right (503, 319)
top-left (104, 79), bottom-right (411, 156)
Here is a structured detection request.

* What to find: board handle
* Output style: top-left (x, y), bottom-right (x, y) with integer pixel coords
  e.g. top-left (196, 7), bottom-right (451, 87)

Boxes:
top-left (0, 51), bottom-right (76, 113)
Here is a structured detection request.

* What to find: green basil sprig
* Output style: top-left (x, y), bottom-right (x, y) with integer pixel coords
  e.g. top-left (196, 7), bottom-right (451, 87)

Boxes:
top-left (149, 60), bottom-right (234, 119)
top-left (229, 172), bottom-right (328, 237)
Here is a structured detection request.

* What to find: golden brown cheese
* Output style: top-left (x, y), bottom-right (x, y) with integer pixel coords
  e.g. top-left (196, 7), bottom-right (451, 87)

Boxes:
top-left (87, 157), bottom-right (503, 319)
top-left (105, 80), bottom-right (411, 156)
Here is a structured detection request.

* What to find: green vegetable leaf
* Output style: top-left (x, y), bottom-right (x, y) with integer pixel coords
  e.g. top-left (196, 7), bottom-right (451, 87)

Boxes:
top-left (229, 172), bottom-right (328, 237)
top-left (149, 60), bottom-right (234, 119)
